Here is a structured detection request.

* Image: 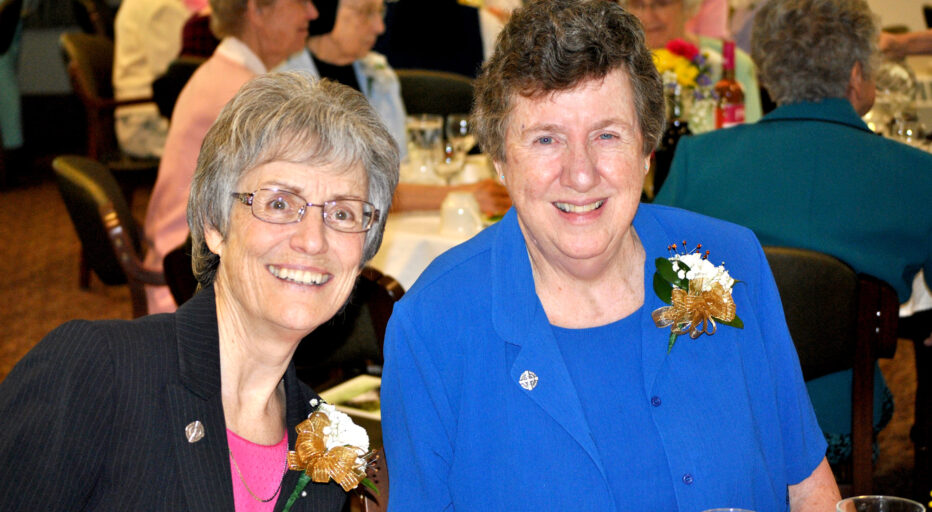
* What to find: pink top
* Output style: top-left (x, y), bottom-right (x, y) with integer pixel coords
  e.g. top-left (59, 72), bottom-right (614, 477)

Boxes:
top-left (227, 429), bottom-right (289, 512)
top-left (143, 37), bottom-right (265, 313)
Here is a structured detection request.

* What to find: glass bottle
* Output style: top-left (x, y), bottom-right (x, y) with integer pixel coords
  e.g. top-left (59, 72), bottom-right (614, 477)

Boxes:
top-left (714, 40), bottom-right (745, 129)
top-left (652, 81), bottom-right (692, 198)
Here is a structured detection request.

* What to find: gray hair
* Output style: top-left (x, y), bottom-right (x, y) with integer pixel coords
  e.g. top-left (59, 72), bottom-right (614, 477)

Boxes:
top-left (473, 0), bottom-right (664, 161)
top-left (187, 71), bottom-right (400, 287)
top-left (751, 0), bottom-right (879, 105)
top-left (209, 0), bottom-right (275, 39)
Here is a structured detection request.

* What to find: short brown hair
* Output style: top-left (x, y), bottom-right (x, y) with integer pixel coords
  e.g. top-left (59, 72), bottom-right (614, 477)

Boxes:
top-left (473, 0), bottom-right (664, 161)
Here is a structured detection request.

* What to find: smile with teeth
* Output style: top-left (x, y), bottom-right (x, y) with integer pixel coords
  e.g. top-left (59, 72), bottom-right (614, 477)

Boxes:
top-left (268, 265), bottom-right (331, 286)
top-left (554, 200), bottom-right (604, 213)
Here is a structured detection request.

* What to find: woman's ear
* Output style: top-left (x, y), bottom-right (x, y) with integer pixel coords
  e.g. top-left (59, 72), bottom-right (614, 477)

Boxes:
top-left (493, 160), bottom-right (506, 184)
top-left (204, 223), bottom-right (225, 258)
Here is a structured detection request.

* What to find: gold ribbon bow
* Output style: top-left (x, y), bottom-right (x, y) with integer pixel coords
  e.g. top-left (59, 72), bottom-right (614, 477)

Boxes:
top-left (287, 412), bottom-right (366, 492)
top-left (652, 279), bottom-right (736, 339)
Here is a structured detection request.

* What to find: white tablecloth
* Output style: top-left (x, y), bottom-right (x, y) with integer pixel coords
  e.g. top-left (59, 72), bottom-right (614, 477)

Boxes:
top-left (369, 211), bottom-right (475, 291)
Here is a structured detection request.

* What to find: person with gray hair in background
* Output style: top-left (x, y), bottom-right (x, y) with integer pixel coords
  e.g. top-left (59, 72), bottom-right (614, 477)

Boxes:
top-left (656, 0), bottom-right (932, 478)
top-left (0, 72), bottom-right (399, 511)
top-left (143, 0), bottom-right (319, 315)
top-left (381, 1), bottom-right (838, 509)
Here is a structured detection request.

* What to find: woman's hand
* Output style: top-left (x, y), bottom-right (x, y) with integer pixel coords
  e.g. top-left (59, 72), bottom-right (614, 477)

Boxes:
top-left (461, 178), bottom-right (512, 216)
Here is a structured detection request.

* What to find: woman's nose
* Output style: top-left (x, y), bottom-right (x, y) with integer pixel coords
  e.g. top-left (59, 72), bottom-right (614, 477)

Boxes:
top-left (304, 0), bottom-right (319, 20)
top-left (560, 144), bottom-right (598, 191)
top-left (290, 210), bottom-right (329, 255)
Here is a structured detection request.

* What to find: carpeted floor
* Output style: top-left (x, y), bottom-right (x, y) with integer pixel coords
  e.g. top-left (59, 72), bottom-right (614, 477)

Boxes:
top-left (0, 175), bottom-right (922, 500)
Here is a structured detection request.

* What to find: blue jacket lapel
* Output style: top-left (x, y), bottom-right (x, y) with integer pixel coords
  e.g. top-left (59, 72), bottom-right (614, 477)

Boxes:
top-left (488, 210), bottom-right (607, 481)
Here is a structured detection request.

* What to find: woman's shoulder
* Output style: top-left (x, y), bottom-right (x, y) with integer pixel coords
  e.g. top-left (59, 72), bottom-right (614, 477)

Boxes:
top-left (640, 203), bottom-right (759, 243)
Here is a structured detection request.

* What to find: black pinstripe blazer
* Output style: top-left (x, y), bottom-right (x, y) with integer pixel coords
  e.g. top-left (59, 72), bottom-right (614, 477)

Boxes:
top-left (0, 286), bottom-right (346, 511)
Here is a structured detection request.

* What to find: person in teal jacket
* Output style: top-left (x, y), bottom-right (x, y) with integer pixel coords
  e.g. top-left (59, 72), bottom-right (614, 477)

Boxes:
top-left (382, 1), bottom-right (839, 510)
top-left (656, 0), bottom-right (932, 466)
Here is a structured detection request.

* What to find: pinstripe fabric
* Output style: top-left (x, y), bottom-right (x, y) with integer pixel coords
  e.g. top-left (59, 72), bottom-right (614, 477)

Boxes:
top-left (0, 286), bottom-right (346, 511)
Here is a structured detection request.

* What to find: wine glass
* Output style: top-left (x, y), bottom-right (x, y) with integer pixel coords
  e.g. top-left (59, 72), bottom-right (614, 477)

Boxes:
top-left (836, 496), bottom-right (926, 512)
top-left (446, 114), bottom-right (476, 156)
top-left (434, 142), bottom-right (466, 185)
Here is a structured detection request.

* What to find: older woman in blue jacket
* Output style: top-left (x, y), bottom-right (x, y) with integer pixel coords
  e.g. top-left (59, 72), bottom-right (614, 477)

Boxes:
top-left (380, 1), bottom-right (839, 510)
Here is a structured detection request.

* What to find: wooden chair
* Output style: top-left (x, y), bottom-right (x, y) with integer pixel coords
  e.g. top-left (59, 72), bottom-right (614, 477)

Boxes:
top-left (162, 238), bottom-right (198, 307)
top-left (763, 246), bottom-right (899, 496)
top-left (52, 155), bottom-right (165, 318)
top-left (59, 32), bottom-right (159, 191)
top-left (293, 267), bottom-right (405, 391)
top-left (396, 69), bottom-right (474, 118)
top-left (71, 0), bottom-right (114, 40)
top-left (152, 56), bottom-right (205, 119)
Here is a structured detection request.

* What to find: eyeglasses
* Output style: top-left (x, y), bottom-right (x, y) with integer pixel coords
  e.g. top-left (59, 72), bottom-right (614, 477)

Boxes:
top-left (627, 0), bottom-right (680, 11)
top-left (232, 189), bottom-right (380, 233)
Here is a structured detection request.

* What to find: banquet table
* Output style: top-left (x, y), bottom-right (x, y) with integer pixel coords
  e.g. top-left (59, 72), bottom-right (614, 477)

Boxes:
top-left (369, 210), bottom-right (477, 291)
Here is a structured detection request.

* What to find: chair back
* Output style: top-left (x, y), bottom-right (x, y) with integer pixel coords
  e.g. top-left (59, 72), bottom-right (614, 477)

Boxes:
top-left (162, 238), bottom-right (198, 306)
top-left (396, 69), bottom-right (474, 117)
top-left (152, 56), bottom-right (205, 119)
top-left (52, 155), bottom-right (164, 317)
top-left (293, 267), bottom-right (405, 390)
top-left (71, 0), bottom-right (114, 40)
top-left (763, 246), bottom-right (899, 496)
top-left (0, 0), bottom-right (22, 55)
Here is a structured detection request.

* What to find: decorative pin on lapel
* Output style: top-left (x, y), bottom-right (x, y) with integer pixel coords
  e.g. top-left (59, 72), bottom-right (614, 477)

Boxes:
top-left (518, 370), bottom-right (539, 391)
top-left (185, 420), bottom-right (205, 443)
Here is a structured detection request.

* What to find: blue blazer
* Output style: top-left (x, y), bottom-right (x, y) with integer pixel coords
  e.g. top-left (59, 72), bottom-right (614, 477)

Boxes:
top-left (0, 286), bottom-right (346, 511)
top-left (381, 205), bottom-right (826, 511)
top-left (656, 98), bottom-right (932, 302)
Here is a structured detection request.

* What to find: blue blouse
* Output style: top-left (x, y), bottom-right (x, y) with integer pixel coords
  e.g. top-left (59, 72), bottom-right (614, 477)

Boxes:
top-left (554, 318), bottom-right (678, 510)
top-left (381, 204), bottom-right (827, 511)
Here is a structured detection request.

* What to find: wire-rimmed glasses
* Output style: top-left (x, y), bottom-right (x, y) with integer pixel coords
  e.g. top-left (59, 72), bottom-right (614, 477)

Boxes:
top-left (232, 188), bottom-right (379, 233)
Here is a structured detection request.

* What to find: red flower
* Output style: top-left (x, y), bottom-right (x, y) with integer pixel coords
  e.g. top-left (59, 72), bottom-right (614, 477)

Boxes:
top-left (666, 38), bottom-right (700, 61)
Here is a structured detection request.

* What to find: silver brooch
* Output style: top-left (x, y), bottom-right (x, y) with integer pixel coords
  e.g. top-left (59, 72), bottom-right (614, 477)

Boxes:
top-left (185, 420), bottom-right (205, 443)
top-left (519, 370), bottom-right (539, 391)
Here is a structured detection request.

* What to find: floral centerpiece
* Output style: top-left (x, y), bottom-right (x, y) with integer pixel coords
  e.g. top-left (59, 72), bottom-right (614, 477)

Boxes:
top-left (652, 39), bottom-right (715, 132)
top-left (651, 242), bottom-right (743, 353)
top-left (282, 400), bottom-right (377, 512)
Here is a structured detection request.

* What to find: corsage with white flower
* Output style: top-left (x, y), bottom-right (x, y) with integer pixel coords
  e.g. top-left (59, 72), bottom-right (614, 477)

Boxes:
top-left (651, 242), bottom-right (743, 353)
top-left (282, 399), bottom-right (377, 512)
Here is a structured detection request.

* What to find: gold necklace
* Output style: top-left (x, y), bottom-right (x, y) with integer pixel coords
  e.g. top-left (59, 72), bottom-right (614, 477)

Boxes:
top-left (229, 445), bottom-right (288, 503)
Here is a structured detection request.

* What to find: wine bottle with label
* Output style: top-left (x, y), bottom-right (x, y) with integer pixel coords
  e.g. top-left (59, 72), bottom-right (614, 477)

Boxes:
top-left (714, 40), bottom-right (745, 129)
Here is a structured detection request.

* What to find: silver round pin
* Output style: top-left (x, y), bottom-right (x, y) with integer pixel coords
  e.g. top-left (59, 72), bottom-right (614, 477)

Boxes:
top-left (519, 370), bottom-right (539, 391)
top-left (185, 420), bottom-right (205, 443)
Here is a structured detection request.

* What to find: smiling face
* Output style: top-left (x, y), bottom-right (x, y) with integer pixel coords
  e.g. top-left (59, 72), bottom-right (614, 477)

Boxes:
top-left (329, 0), bottom-right (385, 61)
top-left (206, 159), bottom-right (367, 341)
top-left (496, 68), bottom-right (650, 279)
top-left (250, 0), bottom-right (319, 68)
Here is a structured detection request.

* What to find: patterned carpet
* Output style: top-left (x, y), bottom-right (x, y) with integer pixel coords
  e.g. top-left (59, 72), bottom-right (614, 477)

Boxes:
top-left (0, 177), bottom-right (921, 500)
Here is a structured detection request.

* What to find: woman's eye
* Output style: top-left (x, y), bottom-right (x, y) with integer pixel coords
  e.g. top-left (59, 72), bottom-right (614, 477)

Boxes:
top-left (536, 136), bottom-right (554, 145)
top-left (598, 133), bottom-right (615, 140)
top-left (331, 208), bottom-right (354, 221)
top-left (269, 198), bottom-right (289, 210)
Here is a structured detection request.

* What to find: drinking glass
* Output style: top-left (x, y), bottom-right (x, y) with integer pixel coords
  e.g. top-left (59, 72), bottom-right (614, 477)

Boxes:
top-left (446, 114), bottom-right (476, 155)
top-left (434, 142), bottom-right (466, 185)
top-left (405, 114), bottom-right (443, 183)
top-left (836, 496), bottom-right (926, 512)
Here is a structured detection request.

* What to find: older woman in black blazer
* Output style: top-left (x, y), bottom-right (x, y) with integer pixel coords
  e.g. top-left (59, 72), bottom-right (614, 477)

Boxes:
top-left (0, 72), bottom-right (399, 511)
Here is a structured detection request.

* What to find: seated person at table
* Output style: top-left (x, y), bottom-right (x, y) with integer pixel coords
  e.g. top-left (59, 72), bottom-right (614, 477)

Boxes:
top-left (0, 71), bottom-right (399, 510)
top-left (112, 0), bottom-right (204, 158)
top-left (655, 0), bottom-right (932, 468)
top-left (280, 0), bottom-right (512, 215)
top-left (380, 1), bottom-right (839, 510)
top-left (143, 0), bottom-right (318, 314)
top-left (622, 0), bottom-right (763, 124)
